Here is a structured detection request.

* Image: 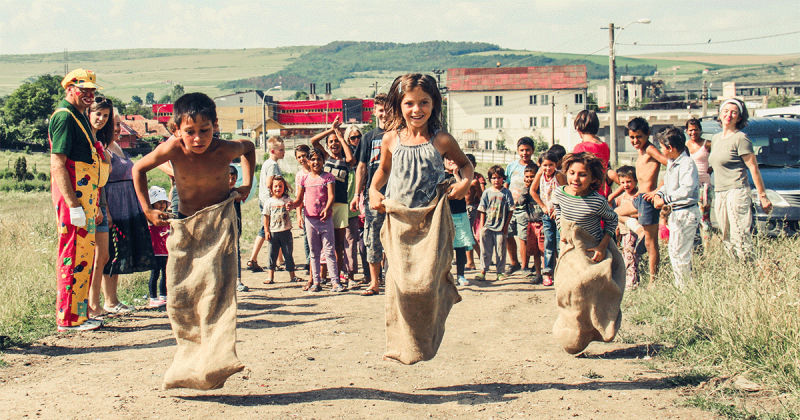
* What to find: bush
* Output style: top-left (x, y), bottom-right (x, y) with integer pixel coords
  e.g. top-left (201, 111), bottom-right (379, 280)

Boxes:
top-left (25, 172), bottom-right (34, 181)
top-left (14, 156), bottom-right (27, 181)
top-left (36, 172), bottom-right (48, 181)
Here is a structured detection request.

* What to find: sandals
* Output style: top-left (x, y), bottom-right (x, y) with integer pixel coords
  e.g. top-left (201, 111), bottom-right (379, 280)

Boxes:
top-left (330, 284), bottom-right (346, 293)
top-left (246, 260), bottom-right (264, 272)
top-left (292, 277), bottom-right (305, 283)
top-left (302, 281), bottom-right (314, 291)
top-left (103, 302), bottom-right (134, 314)
top-left (263, 279), bottom-right (275, 284)
top-left (361, 288), bottom-right (379, 296)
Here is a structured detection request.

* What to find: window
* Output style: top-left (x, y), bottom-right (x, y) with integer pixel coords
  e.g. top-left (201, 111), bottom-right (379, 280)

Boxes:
top-left (496, 117), bottom-right (504, 128)
top-left (495, 96), bottom-right (503, 106)
top-left (530, 117), bottom-right (537, 127)
top-left (236, 119), bottom-right (244, 130)
top-left (541, 95), bottom-right (549, 105)
top-left (239, 108), bottom-right (244, 114)
top-left (530, 95), bottom-right (537, 105)
top-left (467, 140), bottom-right (478, 149)
top-left (485, 141), bottom-right (493, 150)
top-left (484, 118), bottom-right (492, 129)
top-left (575, 93), bottom-right (584, 104)
top-left (541, 116), bottom-right (549, 128)
top-left (239, 97), bottom-right (243, 103)
top-left (484, 96), bottom-right (492, 106)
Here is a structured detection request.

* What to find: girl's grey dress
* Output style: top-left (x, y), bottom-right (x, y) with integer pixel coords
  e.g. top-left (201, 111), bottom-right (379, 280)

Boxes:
top-left (385, 131), bottom-right (446, 208)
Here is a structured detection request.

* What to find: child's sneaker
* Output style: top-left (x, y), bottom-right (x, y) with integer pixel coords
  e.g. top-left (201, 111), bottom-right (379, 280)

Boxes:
top-left (542, 276), bottom-right (554, 286)
top-left (457, 275), bottom-right (469, 286)
top-left (474, 272), bottom-right (486, 281)
top-left (496, 273), bottom-right (507, 282)
top-left (530, 274), bottom-right (543, 285)
top-left (236, 283), bottom-right (249, 292)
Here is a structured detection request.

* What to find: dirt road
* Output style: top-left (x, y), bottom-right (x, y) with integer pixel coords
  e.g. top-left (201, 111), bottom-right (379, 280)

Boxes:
top-left (0, 238), bottom-right (712, 419)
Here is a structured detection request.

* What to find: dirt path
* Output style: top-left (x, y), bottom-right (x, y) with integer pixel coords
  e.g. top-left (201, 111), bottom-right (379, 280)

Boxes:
top-left (0, 232), bottom-right (713, 419)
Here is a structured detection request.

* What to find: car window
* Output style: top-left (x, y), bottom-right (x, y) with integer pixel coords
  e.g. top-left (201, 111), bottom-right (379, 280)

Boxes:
top-left (755, 134), bottom-right (800, 166)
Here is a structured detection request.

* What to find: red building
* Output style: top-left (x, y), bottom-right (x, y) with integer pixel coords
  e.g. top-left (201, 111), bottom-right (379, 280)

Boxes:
top-left (152, 103), bottom-right (173, 124)
top-left (276, 98), bottom-right (374, 137)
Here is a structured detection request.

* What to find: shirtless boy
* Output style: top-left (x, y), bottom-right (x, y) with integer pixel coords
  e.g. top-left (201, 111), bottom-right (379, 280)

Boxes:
top-left (614, 117), bottom-right (667, 280)
top-left (132, 92), bottom-right (256, 226)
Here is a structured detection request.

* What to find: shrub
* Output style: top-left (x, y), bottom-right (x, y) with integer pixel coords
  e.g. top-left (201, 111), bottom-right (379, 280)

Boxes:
top-left (14, 156), bottom-right (27, 181)
top-left (36, 172), bottom-right (48, 181)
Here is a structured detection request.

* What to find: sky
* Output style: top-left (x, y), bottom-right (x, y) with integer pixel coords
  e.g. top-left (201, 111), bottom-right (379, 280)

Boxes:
top-left (0, 0), bottom-right (798, 57)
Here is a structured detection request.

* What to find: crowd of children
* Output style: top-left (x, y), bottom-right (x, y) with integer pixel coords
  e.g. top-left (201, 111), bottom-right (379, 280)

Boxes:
top-left (126, 85), bottom-right (717, 315)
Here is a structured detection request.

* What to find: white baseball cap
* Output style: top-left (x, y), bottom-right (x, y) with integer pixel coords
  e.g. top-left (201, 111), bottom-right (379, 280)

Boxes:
top-left (149, 186), bottom-right (169, 204)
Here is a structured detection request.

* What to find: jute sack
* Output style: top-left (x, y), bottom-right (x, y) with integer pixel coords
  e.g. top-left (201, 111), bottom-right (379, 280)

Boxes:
top-left (553, 220), bottom-right (626, 355)
top-left (162, 192), bottom-right (244, 390)
top-left (381, 182), bottom-right (462, 364)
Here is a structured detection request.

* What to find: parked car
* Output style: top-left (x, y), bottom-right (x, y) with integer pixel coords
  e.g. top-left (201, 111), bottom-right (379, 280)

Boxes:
top-left (701, 115), bottom-right (800, 236)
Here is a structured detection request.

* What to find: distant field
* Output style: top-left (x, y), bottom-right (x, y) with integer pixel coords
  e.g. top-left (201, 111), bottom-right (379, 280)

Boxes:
top-left (630, 53), bottom-right (800, 66)
top-left (0, 47), bottom-right (314, 99)
top-left (2, 46), bottom-right (798, 101)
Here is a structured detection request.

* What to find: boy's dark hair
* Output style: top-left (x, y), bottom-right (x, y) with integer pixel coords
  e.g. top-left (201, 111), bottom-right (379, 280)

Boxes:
top-left (374, 93), bottom-right (388, 106)
top-left (308, 147), bottom-right (325, 160)
top-left (574, 110), bottom-right (599, 135)
top-left (173, 92), bottom-right (217, 127)
top-left (487, 165), bottom-right (506, 180)
top-left (229, 164), bottom-right (238, 177)
top-left (539, 151), bottom-right (559, 165)
top-left (718, 98), bottom-right (749, 130)
top-left (656, 126), bottom-right (687, 152)
top-left (546, 144), bottom-right (567, 162)
top-left (627, 117), bottom-right (650, 134)
top-left (685, 118), bottom-right (702, 131)
top-left (466, 153), bottom-right (477, 167)
top-left (271, 175), bottom-right (293, 195)
top-left (524, 163), bottom-right (539, 174)
top-left (295, 144), bottom-right (310, 154)
top-left (562, 152), bottom-right (605, 192)
top-left (385, 74), bottom-right (442, 133)
top-left (517, 136), bottom-right (534, 150)
top-left (616, 165), bottom-right (636, 180)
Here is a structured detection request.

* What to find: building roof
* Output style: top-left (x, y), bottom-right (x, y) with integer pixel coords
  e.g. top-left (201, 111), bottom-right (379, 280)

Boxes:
top-left (125, 119), bottom-right (171, 138)
top-left (447, 65), bottom-right (587, 92)
top-left (119, 121), bottom-right (137, 136)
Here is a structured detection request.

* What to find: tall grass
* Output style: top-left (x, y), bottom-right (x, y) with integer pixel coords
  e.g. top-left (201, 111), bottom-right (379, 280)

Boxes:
top-left (625, 234), bottom-right (800, 416)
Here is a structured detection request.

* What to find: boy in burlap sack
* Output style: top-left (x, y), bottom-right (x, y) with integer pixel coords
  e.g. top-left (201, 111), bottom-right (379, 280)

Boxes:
top-left (132, 92), bottom-right (255, 390)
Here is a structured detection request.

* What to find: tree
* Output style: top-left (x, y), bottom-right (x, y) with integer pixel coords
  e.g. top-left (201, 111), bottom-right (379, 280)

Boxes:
top-left (145, 92), bottom-right (155, 104)
top-left (768, 95), bottom-right (794, 108)
top-left (293, 91), bottom-right (309, 100)
top-left (102, 94), bottom-right (127, 115)
top-left (131, 95), bottom-right (143, 105)
top-left (172, 84), bottom-right (185, 101)
top-left (122, 102), bottom-right (154, 119)
top-left (2, 74), bottom-right (64, 145)
top-left (14, 156), bottom-right (27, 182)
top-left (157, 94), bottom-right (172, 104)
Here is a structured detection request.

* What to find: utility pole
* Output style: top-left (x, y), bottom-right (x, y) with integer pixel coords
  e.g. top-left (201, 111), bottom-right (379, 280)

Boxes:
top-left (608, 23), bottom-right (618, 167)
top-left (371, 81), bottom-right (378, 97)
top-left (432, 69), bottom-right (446, 92)
top-left (702, 80), bottom-right (708, 117)
top-left (551, 99), bottom-right (556, 146)
top-left (262, 94), bottom-right (266, 150)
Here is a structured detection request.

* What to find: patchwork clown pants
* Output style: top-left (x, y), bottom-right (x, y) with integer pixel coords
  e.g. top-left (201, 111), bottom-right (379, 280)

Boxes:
top-left (52, 159), bottom-right (99, 327)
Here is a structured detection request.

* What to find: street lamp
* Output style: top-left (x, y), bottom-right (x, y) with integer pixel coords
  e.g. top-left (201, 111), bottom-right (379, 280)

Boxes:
top-left (607, 18), bottom-right (650, 167)
top-left (262, 85), bottom-right (281, 149)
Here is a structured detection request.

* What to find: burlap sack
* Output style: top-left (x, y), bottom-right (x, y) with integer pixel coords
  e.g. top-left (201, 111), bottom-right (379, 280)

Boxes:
top-left (381, 182), bottom-right (462, 364)
top-left (553, 220), bottom-right (626, 355)
top-left (162, 192), bottom-right (244, 390)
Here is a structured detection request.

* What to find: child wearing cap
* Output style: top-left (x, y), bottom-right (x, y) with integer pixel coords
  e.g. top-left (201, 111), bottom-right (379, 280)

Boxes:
top-left (147, 186), bottom-right (170, 308)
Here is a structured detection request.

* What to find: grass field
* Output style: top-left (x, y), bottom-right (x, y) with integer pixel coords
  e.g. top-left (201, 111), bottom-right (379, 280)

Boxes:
top-left (4, 46), bottom-right (798, 104)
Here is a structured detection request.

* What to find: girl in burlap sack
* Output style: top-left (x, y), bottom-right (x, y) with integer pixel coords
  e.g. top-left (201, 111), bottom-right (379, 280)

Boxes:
top-left (367, 73), bottom-right (474, 364)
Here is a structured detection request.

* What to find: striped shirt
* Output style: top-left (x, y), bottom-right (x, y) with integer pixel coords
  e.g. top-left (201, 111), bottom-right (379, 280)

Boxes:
top-left (553, 186), bottom-right (618, 242)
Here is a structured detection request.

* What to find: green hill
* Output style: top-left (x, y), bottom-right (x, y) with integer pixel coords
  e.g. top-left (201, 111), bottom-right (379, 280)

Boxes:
top-left (219, 41), bottom-right (659, 92)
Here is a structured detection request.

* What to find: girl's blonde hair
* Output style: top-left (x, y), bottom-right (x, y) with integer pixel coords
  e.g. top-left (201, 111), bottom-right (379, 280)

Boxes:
top-left (384, 73), bottom-right (442, 133)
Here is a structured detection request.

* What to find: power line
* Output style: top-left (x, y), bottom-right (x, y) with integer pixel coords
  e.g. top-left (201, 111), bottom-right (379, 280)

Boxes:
top-left (618, 30), bottom-right (800, 47)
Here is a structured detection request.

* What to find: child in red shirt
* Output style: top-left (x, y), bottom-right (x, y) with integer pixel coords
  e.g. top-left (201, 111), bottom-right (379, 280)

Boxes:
top-left (147, 186), bottom-right (170, 307)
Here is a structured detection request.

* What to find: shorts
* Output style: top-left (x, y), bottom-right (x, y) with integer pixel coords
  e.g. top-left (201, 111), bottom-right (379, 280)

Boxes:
top-left (332, 203), bottom-right (349, 229)
top-left (452, 212), bottom-right (475, 249)
top-left (96, 206), bottom-right (109, 233)
top-left (526, 221), bottom-right (544, 259)
top-left (507, 215), bottom-right (529, 241)
top-left (633, 194), bottom-right (660, 226)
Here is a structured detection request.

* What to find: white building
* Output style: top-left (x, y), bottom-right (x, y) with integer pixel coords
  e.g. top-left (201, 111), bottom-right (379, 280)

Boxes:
top-left (447, 65), bottom-right (588, 150)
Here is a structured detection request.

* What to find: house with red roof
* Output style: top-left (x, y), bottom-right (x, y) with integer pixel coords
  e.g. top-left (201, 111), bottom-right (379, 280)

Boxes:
top-left (447, 65), bottom-right (587, 150)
